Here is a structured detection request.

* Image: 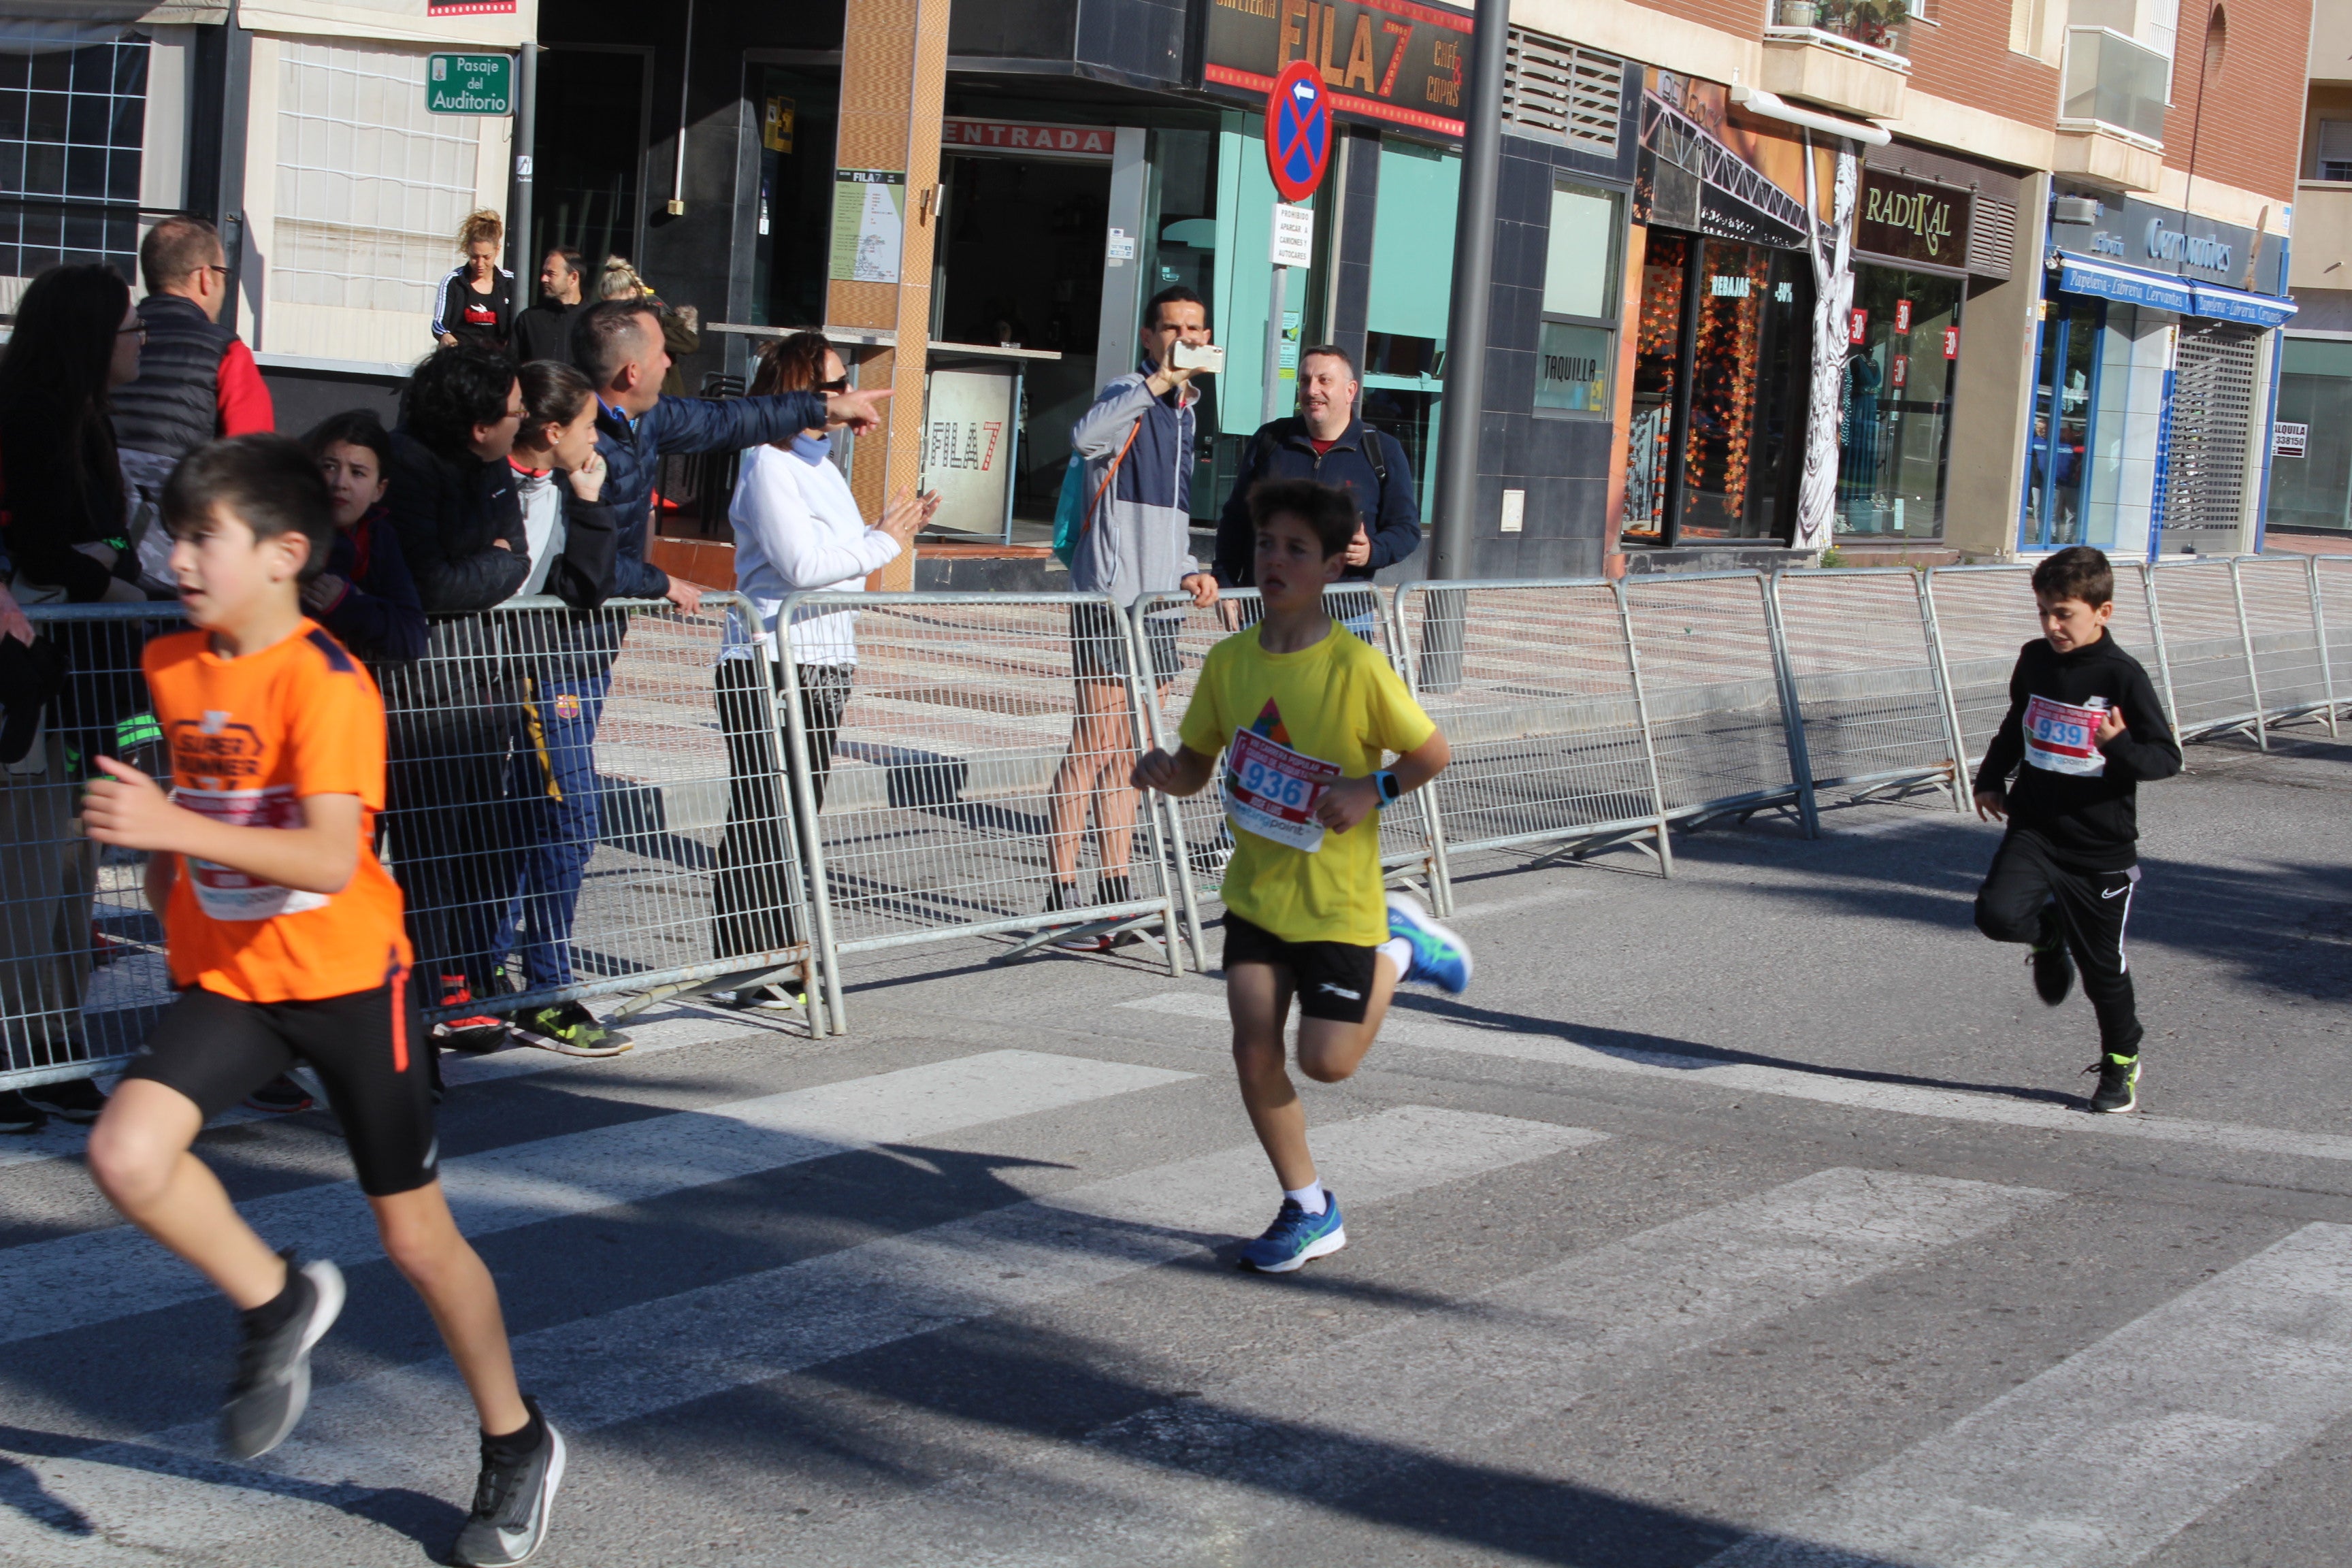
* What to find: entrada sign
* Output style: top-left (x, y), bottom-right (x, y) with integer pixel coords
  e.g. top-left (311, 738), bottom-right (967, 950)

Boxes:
top-left (1203, 0), bottom-right (1474, 140)
top-left (1854, 168), bottom-right (1969, 266)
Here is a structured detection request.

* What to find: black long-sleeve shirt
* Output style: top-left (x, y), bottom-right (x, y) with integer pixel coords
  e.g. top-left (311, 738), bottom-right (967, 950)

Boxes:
top-left (1972, 632), bottom-right (2182, 871)
top-left (0, 400), bottom-right (131, 602)
top-left (312, 504), bottom-right (427, 663)
top-left (384, 429), bottom-right (529, 614)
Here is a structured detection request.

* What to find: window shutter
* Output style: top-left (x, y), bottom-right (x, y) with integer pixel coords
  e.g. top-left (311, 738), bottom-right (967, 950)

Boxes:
top-left (1502, 31), bottom-right (1624, 158)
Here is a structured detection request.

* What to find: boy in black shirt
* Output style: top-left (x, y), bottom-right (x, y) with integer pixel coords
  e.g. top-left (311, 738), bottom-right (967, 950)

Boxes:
top-left (1972, 545), bottom-right (2181, 1113)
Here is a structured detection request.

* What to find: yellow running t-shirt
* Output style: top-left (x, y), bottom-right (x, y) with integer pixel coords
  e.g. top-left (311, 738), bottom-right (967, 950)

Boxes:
top-left (1178, 622), bottom-right (1435, 947)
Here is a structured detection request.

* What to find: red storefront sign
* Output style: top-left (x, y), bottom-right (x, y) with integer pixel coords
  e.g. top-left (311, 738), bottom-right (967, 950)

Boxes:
top-left (1891, 355), bottom-right (1908, 389)
top-left (1894, 298), bottom-right (1912, 333)
top-left (1848, 309), bottom-right (1868, 344)
top-left (942, 118), bottom-right (1115, 159)
top-left (1943, 325), bottom-right (1961, 359)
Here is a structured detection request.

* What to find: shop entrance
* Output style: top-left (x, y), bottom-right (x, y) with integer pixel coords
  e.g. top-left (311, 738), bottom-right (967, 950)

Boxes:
top-left (933, 150), bottom-right (1117, 523)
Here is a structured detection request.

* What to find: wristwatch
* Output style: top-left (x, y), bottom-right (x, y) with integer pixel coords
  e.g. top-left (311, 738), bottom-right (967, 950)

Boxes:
top-left (1372, 770), bottom-right (1402, 810)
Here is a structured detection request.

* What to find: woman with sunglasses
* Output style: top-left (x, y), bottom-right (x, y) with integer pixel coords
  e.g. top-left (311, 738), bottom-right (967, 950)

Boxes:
top-left (710, 331), bottom-right (934, 994)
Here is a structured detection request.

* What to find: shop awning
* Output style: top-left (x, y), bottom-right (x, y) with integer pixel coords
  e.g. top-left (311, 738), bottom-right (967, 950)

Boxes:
top-left (2187, 279), bottom-right (2298, 329)
top-left (2054, 251), bottom-right (2296, 327)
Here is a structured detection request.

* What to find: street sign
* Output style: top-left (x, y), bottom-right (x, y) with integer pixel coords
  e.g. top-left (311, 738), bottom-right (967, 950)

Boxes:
top-left (1265, 59), bottom-right (1332, 203)
top-left (426, 53), bottom-right (513, 115)
top-left (1270, 202), bottom-right (1315, 267)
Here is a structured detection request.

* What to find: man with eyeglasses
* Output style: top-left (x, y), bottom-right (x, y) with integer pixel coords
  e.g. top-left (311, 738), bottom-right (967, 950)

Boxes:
top-left (113, 217), bottom-right (274, 588)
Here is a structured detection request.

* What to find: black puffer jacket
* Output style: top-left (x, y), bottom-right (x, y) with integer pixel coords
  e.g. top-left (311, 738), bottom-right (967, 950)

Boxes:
top-left (384, 428), bottom-right (529, 613)
top-left (592, 391), bottom-right (826, 600)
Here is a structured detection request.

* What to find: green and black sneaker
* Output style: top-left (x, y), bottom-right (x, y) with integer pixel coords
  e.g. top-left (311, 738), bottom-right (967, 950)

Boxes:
top-left (2085, 1053), bottom-right (2140, 1114)
top-left (510, 1001), bottom-right (632, 1058)
top-left (2029, 906), bottom-right (2074, 1007)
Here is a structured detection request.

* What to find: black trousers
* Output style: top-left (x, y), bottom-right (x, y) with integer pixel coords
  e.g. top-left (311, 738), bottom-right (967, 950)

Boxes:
top-left (1974, 831), bottom-right (2144, 1057)
top-left (713, 658), bottom-right (851, 960)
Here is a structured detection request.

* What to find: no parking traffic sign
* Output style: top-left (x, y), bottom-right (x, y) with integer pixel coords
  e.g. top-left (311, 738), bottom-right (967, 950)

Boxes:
top-left (1265, 59), bottom-right (1332, 203)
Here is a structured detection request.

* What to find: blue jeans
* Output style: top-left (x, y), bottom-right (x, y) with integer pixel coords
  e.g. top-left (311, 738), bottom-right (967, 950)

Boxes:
top-left (502, 664), bottom-right (611, 992)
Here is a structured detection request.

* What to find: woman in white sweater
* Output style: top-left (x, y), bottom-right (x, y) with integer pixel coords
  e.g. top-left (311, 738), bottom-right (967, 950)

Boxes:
top-left (715, 331), bottom-right (932, 966)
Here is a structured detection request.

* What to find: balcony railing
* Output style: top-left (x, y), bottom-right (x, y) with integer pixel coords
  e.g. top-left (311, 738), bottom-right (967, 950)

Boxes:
top-left (1769, 0), bottom-right (1913, 65)
top-left (2059, 27), bottom-right (2168, 147)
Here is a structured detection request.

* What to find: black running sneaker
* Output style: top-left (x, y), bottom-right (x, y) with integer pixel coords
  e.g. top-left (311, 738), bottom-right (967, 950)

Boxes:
top-left (452, 1399), bottom-right (566, 1567)
top-left (242, 1074), bottom-right (312, 1115)
top-left (434, 975), bottom-right (512, 1052)
top-left (2029, 906), bottom-right (2074, 1007)
top-left (1043, 880), bottom-right (1108, 952)
top-left (220, 1254), bottom-right (345, 1460)
top-left (2086, 1054), bottom-right (2140, 1114)
top-left (20, 1077), bottom-right (105, 1124)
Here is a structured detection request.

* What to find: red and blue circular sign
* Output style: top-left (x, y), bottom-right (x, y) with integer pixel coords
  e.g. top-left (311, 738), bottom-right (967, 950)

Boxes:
top-left (1265, 59), bottom-right (1332, 203)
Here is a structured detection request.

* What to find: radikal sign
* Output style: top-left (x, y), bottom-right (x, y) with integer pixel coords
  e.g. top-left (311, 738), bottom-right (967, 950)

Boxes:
top-left (1204, 0), bottom-right (1474, 141)
top-left (1853, 167), bottom-right (1970, 267)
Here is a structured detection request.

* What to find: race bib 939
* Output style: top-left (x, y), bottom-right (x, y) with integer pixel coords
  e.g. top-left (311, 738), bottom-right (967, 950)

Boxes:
top-left (2024, 693), bottom-right (2108, 776)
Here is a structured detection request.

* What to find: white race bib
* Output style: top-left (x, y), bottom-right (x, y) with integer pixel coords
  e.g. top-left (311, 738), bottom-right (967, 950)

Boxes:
top-left (1224, 727), bottom-right (1341, 853)
top-left (173, 784), bottom-right (329, 922)
top-left (2024, 693), bottom-right (2109, 777)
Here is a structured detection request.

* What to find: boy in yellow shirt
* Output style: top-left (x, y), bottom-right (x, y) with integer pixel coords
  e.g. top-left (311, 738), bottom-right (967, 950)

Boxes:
top-left (1133, 477), bottom-right (1468, 1272)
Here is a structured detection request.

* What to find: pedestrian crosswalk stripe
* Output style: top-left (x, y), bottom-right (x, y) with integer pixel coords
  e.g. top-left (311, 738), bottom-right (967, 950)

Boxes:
top-left (1700, 1220), bottom-right (2352, 1568)
top-left (790, 1166), bottom-right (2061, 1567)
top-left (1121, 992), bottom-right (2352, 1164)
top-left (0, 1107), bottom-right (1599, 1562)
top-left (0, 1049), bottom-right (1191, 1347)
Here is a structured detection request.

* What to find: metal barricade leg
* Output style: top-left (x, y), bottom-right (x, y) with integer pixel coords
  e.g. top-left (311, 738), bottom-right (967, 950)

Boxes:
top-left (1914, 570), bottom-right (1973, 813)
top-left (2229, 558), bottom-right (2269, 751)
top-left (1614, 580), bottom-right (1676, 874)
top-left (2311, 555), bottom-right (2342, 738)
top-left (1761, 574), bottom-right (1821, 838)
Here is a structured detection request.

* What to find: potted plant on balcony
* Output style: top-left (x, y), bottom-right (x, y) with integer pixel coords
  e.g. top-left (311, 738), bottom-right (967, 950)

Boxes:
top-left (1779, 0), bottom-right (1820, 27)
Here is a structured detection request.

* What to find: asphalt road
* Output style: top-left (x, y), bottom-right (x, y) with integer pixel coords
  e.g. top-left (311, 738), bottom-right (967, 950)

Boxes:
top-left (2, 727), bottom-right (2349, 1568)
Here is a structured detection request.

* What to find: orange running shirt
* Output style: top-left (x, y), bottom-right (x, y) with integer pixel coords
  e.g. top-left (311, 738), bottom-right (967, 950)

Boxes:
top-left (142, 621), bottom-right (412, 1002)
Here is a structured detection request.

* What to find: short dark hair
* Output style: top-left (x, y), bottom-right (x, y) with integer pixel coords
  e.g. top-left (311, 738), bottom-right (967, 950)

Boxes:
top-left (2031, 544), bottom-right (2114, 608)
top-left (301, 409), bottom-right (394, 474)
top-left (140, 216), bottom-right (224, 293)
top-left (518, 357), bottom-right (595, 434)
top-left (750, 330), bottom-right (833, 397)
top-left (1145, 284), bottom-right (1205, 330)
top-left (573, 298), bottom-right (661, 385)
top-left (1298, 344), bottom-right (1356, 380)
top-left (163, 434), bottom-right (336, 583)
top-left (399, 344), bottom-right (518, 459)
top-left (1247, 477), bottom-right (1356, 560)
top-left (543, 245), bottom-right (584, 277)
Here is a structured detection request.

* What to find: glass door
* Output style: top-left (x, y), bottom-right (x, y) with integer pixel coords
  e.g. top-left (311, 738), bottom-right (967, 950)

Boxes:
top-left (2021, 295), bottom-right (2102, 550)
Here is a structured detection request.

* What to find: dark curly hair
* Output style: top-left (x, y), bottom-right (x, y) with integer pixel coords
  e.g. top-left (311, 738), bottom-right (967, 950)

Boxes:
top-left (399, 344), bottom-right (517, 459)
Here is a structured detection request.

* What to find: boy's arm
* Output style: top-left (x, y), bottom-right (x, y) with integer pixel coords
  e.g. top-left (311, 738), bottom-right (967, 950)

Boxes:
top-left (1318, 728), bottom-right (1450, 834)
top-left (83, 759), bottom-right (363, 894)
top-left (1132, 744), bottom-right (1219, 798)
top-left (1972, 659), bottom-right (2030, 813)
top-left (2097, 662), bottom-right (2182, 781)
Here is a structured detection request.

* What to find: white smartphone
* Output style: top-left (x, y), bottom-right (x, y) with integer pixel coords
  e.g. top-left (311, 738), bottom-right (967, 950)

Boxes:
top-left (1170, 340), bottom-right (1225, 374)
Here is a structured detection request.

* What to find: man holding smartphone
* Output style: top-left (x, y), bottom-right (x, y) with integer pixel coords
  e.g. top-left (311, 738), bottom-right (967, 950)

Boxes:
top-left (1044, 285), bottom-right (1220, 943)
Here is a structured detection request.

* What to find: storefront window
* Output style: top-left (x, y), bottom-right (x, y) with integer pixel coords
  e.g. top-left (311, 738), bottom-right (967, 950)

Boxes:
top-left (1680, 241), bottom-right (1809, 539)
top-left (534, 49), bottom-right (651, 295)
top-left (1624, 230), bottom-right (1687, 540)
top-left (1836, 266), bottom-right (1961, 538)
top-left (747, 66), bottom-right (834, 329)
top-left (2270, 338), bottom-right (2352, 532)
top-left (1535, 182), bottom-right (1620, 415)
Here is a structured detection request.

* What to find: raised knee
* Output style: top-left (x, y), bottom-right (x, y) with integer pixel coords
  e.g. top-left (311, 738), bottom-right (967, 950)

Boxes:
top-left (1298, 1055), bottom-right (1356, 1085)
top-left (1974, 898), bottom-right (2035, 943)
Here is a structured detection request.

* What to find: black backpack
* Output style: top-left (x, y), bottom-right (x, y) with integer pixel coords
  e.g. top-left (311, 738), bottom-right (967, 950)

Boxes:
top-left (1252, 419), bottom-right (1390, 508)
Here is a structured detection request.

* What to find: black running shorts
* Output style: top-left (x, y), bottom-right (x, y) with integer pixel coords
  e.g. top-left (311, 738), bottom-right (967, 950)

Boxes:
top-left (123, 977), bottom-right (440, 1196)
top-left (1070, 602), bottom-right (1181, 689)
top-left (1222, 913), bottom-right (1379, 1025)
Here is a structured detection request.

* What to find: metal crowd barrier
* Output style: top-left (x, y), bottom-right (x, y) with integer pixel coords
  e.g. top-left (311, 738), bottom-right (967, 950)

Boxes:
top-left (9, 555), bottom-right (2349, 1074)
top-left (773, 590), bottom-right (1186, 1036)
top-left (378, 593), bottom-right (824, 1030)
top-left (1388, 578), bottom-right (1669, 896)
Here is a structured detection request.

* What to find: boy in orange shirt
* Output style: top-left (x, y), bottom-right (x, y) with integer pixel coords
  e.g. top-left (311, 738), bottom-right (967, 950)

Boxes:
top-left (81, 436), bottom-right (561, 1568)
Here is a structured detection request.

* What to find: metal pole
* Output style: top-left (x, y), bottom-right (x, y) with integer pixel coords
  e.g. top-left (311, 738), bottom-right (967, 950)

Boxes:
top-left (1426, 0), bottom-right (1509, 581)
top-left (667, 0), bottom-right (697, 215)
top-left (1260, 263), bottom-right (1288, 427)
top-left (1002, 361), bottom-right (1023, 546)
top-left (2229, 557), bottom-right (2268, 751)
top-left (509, 44), bottom-right (537, 280)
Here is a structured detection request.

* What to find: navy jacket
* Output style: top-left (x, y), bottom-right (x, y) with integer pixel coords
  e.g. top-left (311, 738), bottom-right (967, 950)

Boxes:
top-left (314, 505), bottom-right (428, 663)
top-left (1211, 416), bottom-right (1420, 588)
top-left (593, 391), bottom-right (828, 600)
top-left (385, 429), bottom-right (529, 613)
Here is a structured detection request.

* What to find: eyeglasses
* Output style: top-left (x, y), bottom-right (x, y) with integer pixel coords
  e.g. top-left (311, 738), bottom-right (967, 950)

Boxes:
top-left (117, 323), bottom-right (148, 340)
top-left (819, 377), bottom-right (851, 394)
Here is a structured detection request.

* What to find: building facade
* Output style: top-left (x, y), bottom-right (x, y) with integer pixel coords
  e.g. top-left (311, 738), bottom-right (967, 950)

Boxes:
top-left (2270, 1), bottom-right (2351, 538)
top-left (5, 0), bottom-right (2310, 576)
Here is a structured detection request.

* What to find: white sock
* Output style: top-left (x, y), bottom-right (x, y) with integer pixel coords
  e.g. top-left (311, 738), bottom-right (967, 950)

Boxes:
top-left (1284, 1180), bottom-right (1327, 1216)
top-left (1377, 936), bottom-right (1413, 979)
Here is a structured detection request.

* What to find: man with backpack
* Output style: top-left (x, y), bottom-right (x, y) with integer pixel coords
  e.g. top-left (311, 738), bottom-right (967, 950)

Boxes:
top-left (1211, 344), bottom-right (1420, 632)
top-left (1043, 285), bottom-right (1219, 943)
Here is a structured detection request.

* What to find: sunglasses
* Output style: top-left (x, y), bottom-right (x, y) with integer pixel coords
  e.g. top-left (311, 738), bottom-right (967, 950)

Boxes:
top-left (819, 377), bottom-right (851, 394)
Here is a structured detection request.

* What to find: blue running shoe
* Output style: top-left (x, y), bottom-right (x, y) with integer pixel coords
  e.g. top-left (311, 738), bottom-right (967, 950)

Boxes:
top-left (1386, 893), bottom-right (1473, 994)
top-left (1238, 1192), bottom-right (1347, 1273)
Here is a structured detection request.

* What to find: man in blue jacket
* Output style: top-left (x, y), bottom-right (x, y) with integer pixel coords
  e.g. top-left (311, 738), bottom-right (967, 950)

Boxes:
top-left (1211, 344), bottom-right (1420, 626)
top-left (570, 299), bottom-right (889, 615)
